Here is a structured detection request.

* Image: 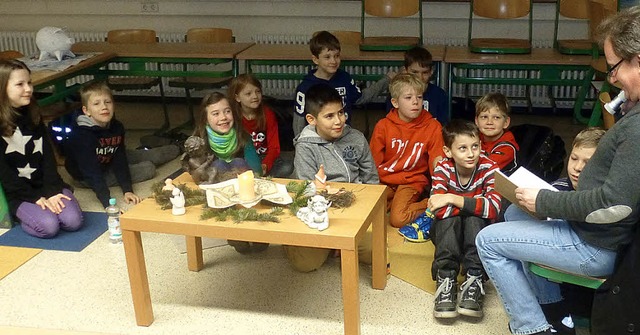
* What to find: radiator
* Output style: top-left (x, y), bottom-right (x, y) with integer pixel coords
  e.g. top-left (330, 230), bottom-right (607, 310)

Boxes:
top-left (0, 31), bottom-right (594, 108)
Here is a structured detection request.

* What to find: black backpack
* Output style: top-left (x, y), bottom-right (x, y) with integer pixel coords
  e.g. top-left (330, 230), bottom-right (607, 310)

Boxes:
top-left (509, 124), bottom-right (567, 183)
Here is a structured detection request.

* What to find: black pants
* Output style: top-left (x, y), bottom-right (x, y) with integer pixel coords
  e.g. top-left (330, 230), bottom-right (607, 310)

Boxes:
top-left (431, 215), bottom-right (487, 280)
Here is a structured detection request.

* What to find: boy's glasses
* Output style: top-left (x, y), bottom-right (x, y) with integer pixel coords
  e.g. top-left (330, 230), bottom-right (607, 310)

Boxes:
top-left (606, 59), bottom-right (624, 78)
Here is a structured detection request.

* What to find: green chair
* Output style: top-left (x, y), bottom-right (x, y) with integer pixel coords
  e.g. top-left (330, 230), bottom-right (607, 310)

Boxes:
top-left (0, 183), bottom-right (12, 229)
top-left (468, 0), bottom-right (533, 54)
top-left (529, 263), bottom-right (605, 290)
top-left (359, 0), bottom-right (422, 51)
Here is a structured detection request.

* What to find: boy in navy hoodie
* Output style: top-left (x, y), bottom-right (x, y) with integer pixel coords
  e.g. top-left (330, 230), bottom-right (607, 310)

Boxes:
top-left (293, 31), bottom-right (395, 137)
top-left (64, 81), bottom-right (179, 208)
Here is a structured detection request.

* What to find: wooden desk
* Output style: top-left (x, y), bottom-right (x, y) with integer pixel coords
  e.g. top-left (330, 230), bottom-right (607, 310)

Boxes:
top-left (237, 44), bottom-right (446, 86)
top-left (119, 173), bottom-right (388, 335)
top-left (71, 41), bottom-right (255, 77)
top-left (31, 52), bottom-right (116, 106)
top-left (445, 46), bottom-right (594, 118)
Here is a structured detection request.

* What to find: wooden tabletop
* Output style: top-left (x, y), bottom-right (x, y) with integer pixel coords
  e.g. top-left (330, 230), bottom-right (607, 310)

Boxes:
top-left (71, 41), bottom-right (255, 59)
top-left (237, 43), bottom-right (446, 62)
top-left (445, 46), bottom-right (592, 65)
top-left (31, 52), bottom-right (115, 87)
top-left (120, 173), bottom-right (388, 250)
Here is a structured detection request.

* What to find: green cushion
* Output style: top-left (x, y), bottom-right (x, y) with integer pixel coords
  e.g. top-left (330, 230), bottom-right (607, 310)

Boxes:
top-left (0, 184), bottom-right (12, 229)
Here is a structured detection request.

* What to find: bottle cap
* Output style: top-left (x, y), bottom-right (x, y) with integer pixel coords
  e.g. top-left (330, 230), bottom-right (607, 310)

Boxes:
top-left (109, 198), bottom-right (116, 206)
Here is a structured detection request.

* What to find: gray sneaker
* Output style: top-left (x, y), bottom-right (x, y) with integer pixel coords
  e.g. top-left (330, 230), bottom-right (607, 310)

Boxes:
top-left (434, 269), bottom-right (458, 318)
top-left (457, 269), bottom-right (485, 317)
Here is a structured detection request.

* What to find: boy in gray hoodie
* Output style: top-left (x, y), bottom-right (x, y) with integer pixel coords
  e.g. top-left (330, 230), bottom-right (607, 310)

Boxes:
top-left (285, 83), bottom-right (379, 272)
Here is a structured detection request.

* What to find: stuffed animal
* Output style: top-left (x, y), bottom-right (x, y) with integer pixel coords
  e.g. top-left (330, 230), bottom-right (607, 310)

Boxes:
top-left (181, 135), bottom-right (251, 184)
top-left (35, 26), bottom-right (75, 61)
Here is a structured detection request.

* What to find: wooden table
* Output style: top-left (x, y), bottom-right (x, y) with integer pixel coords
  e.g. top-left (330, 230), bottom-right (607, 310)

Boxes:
top-left (31, 52), bottom-right (116, 106)
top-left (445, 46), bottom-right (594, 119)
top-left (71, 41), bottom-right (254, 78)
top-left (237, 43), bottom-right (446, 85)
top-left (119, 173), bottom-right (388, 335)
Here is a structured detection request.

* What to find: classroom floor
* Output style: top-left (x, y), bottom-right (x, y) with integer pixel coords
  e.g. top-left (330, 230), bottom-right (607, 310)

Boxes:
top-left (0, 98), bottom-right (591, 335)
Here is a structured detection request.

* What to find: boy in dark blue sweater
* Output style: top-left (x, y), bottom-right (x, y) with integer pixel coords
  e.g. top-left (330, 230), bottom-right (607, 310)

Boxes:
top-left (293, 31), bottom-right (395, 137)
top-left (64, 81), bottom-right (179, 208)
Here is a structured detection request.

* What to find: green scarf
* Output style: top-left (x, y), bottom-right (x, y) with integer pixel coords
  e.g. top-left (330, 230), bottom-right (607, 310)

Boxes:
top-left (206, 125), bottom-right (237, 162)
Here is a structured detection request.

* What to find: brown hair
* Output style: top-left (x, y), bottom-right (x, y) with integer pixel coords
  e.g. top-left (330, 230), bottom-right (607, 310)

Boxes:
top-left (79, 81), bottom-right (112, 107)
top-left (389, 72), bottom-right (425, 100)
top-left (193, 91), bottom-right (250, 158)
top-left (573, 127), bottom-right (605, 149)
top-left (442, 119), bottom-right (480, 149)
top-left (227, 74), bottom-right (265, 130)
top-left (304, 83), bottom-right (342, 118)
top-left (404, 46), bottom-right (433, 70)
top-left (0, 59), bottom-right (39, 136)
top-left (310, 31), bottom-right (341, 57)
top-left (475, 92), bottom-right (510, 117)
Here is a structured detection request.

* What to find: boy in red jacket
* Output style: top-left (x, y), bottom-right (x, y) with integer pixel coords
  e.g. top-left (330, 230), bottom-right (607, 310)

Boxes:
top-left (475, 92), bottom-right (519, 174)
top-left (370, 73), bottom-right (444, 228)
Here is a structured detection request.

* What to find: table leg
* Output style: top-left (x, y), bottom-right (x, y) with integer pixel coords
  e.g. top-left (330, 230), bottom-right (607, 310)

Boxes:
top-left (122, 230), bottom-right (154, 326)
top-left (186, 236), bottom-right (204, 271)
top-left (341, 248), bottom-right (361, 335)
top-left (371, 195), bottom-right (388, 290)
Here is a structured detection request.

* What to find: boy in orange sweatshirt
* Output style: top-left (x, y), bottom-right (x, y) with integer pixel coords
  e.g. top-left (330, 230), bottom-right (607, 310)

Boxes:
top-left (370, 73), bottom-right (444, 228)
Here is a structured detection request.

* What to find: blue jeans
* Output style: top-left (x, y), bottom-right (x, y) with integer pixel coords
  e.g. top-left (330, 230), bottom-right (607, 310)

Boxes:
top-left (476, 219), bottom-right (617, 334)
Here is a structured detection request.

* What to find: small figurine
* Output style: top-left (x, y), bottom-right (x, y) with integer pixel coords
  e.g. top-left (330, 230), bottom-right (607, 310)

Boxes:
top-left (162, 178), bottom-right (176, 191)
top-left (182, 136), bottom-right (218, 184)
top-left (170, 188), bottom-right (186, 216)
top-left (296, 195), bottom-right (331, 231)
top-left (35, 26), bottom-right (75, 61)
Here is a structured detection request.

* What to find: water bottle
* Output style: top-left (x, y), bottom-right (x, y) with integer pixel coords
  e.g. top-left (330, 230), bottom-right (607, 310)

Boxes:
top-left (106, 198), bottom-right (122, 244)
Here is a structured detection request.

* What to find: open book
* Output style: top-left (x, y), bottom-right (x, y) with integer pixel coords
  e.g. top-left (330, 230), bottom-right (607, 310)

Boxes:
top-left (494, 167), bottom-right (558, 218)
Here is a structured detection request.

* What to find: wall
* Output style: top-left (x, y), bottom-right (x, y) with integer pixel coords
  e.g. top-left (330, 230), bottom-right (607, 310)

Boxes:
top-left (0, 0), bottom-right (587, 46)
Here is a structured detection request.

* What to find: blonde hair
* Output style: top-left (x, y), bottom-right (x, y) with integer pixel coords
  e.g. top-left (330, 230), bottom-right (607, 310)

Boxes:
top-left (475, 92), bottom-right (510, 118)
top-left (573, 127), bottom-right (605, 149)
top-left (389, 73), bottom-right (425, 100)
top-left (79, 81), bottom-right (112, 107)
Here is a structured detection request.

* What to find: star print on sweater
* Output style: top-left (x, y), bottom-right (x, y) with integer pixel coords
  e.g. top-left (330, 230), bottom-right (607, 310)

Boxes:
top-left (3, 126), bottom-right (32, 155)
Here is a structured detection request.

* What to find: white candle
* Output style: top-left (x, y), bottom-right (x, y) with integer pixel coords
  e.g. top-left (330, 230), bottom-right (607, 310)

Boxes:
top-left (238, 170), bottom-right (255, 202)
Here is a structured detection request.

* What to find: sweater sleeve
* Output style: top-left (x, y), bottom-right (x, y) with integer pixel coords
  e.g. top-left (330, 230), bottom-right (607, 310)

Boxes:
top-left (369, 122), bottom-right (386, 171)
top-left (111, 138), bottom-right (134, 196)
top-left (358, 139), bottom-right (380, 184)
top-left (537, 118), bottom-right (640, 223)
top-left (460, 165), bottom-right (501, 220)
top-left (66, 131), bottom-right (112, 208)
top-left (262, 107), bottom-right (281, 172)
top-left (356, 76), bottom-right (389, 105)
top-left (293, 142), bottom-right (320, 181)
top-left (293, 86), bottom-right (307, 138)
top-left (38, 123), bottom-right (67, 198)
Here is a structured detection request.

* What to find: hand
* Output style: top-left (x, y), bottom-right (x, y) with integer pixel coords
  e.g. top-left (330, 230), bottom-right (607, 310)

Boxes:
top-left (428, 194), bottom-right (450, 212)
top-left (261, 163), bottom-right (268, 175)
top-left (36, 193), bottom-right (71, 214)
top-left (386, 70), bottom-right (398, 81)
top-left (124, 192), bottom-right (141, 205)
top-left (515, 188), bottom-right (539, 213)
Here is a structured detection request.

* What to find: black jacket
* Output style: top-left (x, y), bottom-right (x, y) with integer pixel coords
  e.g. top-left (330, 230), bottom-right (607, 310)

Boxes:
top-left (591, 224), bottom-right (640, 334)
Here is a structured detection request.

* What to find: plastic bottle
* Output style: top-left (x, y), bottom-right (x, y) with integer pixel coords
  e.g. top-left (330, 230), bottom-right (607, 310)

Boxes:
top-left (106, 198), bottom-right (122, 244)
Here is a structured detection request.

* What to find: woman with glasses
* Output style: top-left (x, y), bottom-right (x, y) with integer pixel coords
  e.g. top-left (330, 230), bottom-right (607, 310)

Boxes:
top-left (475, 6), bottom-right (640, 335)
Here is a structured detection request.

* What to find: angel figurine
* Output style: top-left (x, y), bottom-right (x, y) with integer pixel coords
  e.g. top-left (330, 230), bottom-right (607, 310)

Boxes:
top-left (170, 187), bottom-right (186, 216)
top-left (296, 195), bottom-right (331, 231)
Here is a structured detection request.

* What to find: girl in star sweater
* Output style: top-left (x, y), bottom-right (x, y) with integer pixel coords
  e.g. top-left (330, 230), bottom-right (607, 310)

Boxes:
top-left (0, 59), bottom-right (83, 238)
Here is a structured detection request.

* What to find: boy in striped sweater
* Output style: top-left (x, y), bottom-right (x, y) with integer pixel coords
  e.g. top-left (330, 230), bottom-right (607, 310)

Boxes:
top-left (428, 119), bottom-right (501, 320)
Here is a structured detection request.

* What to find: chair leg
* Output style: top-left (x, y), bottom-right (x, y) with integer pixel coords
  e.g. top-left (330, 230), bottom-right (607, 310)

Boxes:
top-left (155, 78), bottom-right (170, 135)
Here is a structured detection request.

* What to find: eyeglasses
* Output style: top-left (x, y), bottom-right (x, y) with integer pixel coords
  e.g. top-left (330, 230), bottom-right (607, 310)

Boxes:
top-left (606, 59), bottom-right (624, 78)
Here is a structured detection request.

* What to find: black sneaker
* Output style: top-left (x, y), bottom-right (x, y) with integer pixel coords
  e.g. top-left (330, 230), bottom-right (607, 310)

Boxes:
top-left (434, 269), bottom-right (458, 318)
top-left (457, 269), bottom-right (485, 317)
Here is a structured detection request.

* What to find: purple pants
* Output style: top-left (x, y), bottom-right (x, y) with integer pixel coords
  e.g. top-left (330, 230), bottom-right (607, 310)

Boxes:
top-left (16, 188), bottom-right (83, 238)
